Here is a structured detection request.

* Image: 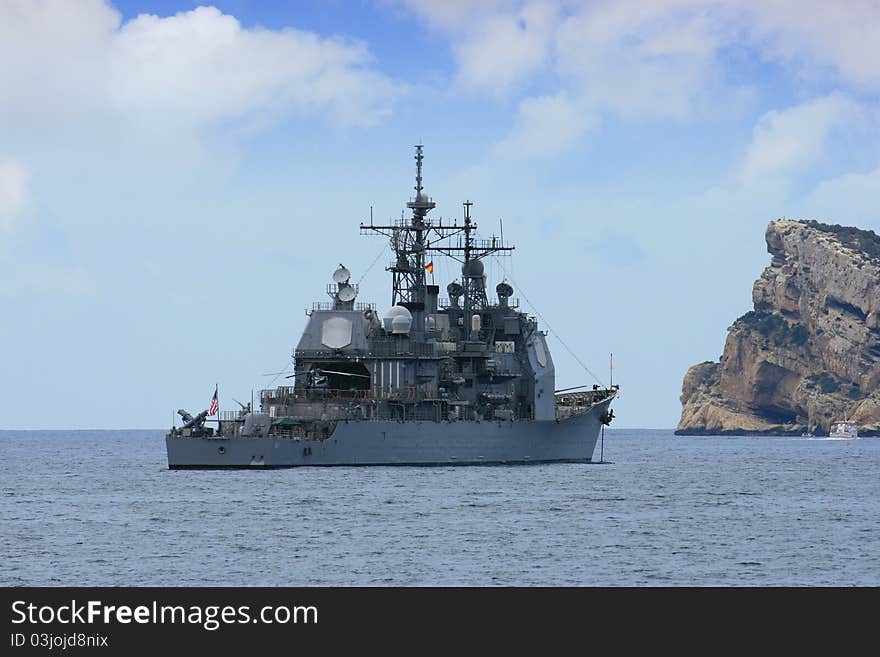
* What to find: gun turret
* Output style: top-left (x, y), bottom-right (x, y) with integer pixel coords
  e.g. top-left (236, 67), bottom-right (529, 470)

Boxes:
top-left (232, 399), bottom-right (252, 418)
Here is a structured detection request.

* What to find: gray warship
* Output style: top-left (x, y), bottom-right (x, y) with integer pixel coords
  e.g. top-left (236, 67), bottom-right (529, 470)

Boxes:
top-left (166, 146), bottom-right (617, 468)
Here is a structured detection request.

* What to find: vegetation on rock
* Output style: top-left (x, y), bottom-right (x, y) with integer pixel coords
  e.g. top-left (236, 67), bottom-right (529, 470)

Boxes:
top-left (800, 220), bottom-right (880, 261)
top-left (805, 372), bottom-right (840, 394)
top-left (734, 310), bottom-right (809, 346)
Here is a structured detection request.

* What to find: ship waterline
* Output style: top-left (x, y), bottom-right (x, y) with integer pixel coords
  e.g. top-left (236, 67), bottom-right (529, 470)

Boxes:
top-left (166, 398), bottom-right (613, 469)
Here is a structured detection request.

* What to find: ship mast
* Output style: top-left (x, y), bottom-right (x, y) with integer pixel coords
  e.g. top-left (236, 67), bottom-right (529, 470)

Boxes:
top-left (360, 145), bottom-right (435, 310)
top-left (361, 145), bottom-right (514, 317)
top-left (398, 144), bottom-right (435, 308)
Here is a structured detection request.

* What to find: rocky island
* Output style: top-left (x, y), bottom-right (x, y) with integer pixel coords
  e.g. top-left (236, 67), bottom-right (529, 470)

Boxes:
top-left (677, 219), bottom-right (880, 436)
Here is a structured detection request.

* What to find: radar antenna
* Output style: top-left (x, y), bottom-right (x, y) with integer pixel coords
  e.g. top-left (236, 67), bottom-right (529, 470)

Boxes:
top-left (360, 145), bottom-right (514, 323)
top-left (360, 144), bottom-right (436, 310)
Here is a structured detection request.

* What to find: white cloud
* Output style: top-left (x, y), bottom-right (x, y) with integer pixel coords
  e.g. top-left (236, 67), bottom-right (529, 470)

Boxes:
top-left (452, 2), bottom-right (558, 94)
top-left (739, 93), bottom-right (862, 183)
top-left (554, 0), bottom-right (725, 119)
top-left (798, 166), bottom-right (880, 231)
top-left (0, 158), bottom-right (28, 230)
top-left (403, 1), bottom-right (726, 109)
top-left (399, 0), bottom-right (880, 160)
top-left (110, 7), bottom-right (396, 128)
top-left (401, 1), bottom-right (728, 159)
top-left (398, 0), bottom-right (518, 34)
top-left (493, 93), bottom-right (596, 159)
top-left (736, 0), bottom-right (880, 92)
top-left (400, 1), bottom-right (557, 94)
top-left (0, 2), bottom-right (398, 154)
top-left (406, 1), bottom-right (880, 96)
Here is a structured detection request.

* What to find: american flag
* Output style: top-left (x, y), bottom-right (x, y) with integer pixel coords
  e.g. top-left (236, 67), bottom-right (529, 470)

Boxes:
top-left (208, 385), bottom-right (218, 416)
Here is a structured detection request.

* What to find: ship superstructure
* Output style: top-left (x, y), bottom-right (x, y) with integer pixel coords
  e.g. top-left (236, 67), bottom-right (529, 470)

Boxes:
top-left (166, 147), bottom-right (617, 468)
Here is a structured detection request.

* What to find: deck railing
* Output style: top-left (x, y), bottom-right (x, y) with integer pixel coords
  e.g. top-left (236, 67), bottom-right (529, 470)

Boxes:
top-left (260, 387), bottom-right (444, 404)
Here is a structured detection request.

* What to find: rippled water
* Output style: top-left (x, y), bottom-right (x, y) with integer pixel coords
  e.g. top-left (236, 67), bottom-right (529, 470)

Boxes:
top-left (2, 429), bottom-right (878, 586)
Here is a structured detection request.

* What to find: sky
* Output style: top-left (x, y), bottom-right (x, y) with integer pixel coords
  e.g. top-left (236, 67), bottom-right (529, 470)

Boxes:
top-left (2, 0), bottom-right (879, 429)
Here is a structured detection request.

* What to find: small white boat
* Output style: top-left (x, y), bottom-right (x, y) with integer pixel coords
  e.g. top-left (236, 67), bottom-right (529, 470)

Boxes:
top-left (828, 420), bottom-right (858, 440)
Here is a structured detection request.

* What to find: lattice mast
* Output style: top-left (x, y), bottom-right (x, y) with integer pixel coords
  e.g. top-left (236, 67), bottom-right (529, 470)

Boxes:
top-left (360, 145), bottom-right (514, 312)
top-left (360, 145), bottom-right (434, 309)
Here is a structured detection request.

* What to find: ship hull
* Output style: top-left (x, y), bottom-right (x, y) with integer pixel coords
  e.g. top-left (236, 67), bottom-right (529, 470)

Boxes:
top-left (166, 399), bottom-right (612, 469)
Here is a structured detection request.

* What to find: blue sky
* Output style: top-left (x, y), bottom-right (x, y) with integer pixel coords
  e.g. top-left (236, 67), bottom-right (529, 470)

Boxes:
top-left (2, 0), bottom-right (879, 429)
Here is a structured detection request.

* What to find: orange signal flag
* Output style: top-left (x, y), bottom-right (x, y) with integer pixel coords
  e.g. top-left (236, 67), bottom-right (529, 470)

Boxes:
top-left (425, 261), bottom-right (434, 273)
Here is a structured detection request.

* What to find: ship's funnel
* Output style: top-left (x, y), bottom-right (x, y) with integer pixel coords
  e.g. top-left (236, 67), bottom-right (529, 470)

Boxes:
top-left (426, 285), bottom-right (439, 314)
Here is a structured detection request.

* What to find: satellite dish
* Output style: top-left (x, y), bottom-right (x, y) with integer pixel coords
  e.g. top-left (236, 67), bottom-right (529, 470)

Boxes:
top-left (337, 284), bottom-right (357, 302)
top-left (496, 282), bottom-right (513, 298)
top-left (332, 264), bottom-right (351, 284)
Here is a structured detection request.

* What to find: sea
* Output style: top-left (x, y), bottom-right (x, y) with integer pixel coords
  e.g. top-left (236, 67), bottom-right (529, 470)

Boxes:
top-left (2, 429), bottom-right (878, 587)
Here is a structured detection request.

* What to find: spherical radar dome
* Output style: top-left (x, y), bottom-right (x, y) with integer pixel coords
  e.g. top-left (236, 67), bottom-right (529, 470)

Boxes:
top-left (383, 305), bottom-right (413, 334)
top-left (462, 259), bottom-right (484, 278)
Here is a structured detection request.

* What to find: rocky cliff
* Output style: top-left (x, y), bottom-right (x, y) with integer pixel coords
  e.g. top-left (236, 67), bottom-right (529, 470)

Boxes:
top-left (677, 219), bottom-right (880, 436)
